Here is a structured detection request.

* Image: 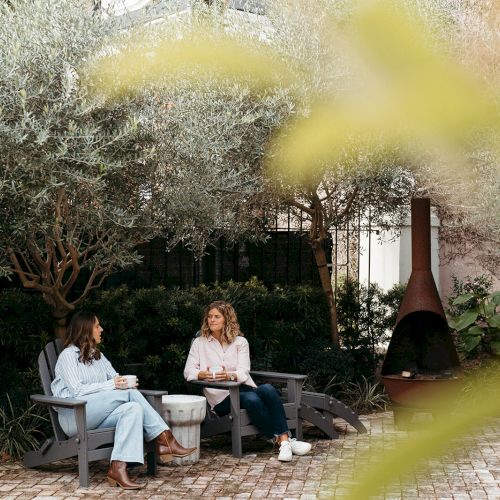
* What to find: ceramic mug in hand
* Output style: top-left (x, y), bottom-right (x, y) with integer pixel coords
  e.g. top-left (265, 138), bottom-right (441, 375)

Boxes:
top-left (124, 375), bottom-right (137, 388)
top-left (209, 366), bottom-right (223, 379)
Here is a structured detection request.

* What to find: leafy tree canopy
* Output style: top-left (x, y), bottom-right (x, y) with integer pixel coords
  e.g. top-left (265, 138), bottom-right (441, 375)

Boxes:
top-left (0, 0), bottom-right (158, 331)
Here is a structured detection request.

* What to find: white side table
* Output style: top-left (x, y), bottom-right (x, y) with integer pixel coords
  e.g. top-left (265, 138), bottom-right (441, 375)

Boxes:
top-left (161, 394), bottom-right (206, 465)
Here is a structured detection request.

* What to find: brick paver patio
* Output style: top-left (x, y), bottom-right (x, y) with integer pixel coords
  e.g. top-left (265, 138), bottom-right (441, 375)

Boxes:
top-left (1, 412), bottom-right (499, 499)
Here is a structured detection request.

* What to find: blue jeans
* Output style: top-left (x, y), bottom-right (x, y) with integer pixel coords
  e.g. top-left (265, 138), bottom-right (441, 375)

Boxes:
top-left (213, 384), bottom-right (289, 438)
top-left (57, 389), bottom-right (168, 464)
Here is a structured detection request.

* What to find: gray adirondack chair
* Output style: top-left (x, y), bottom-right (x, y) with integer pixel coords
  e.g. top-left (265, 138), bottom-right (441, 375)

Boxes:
top-left (23, 339), bottom-right (168, 487)
top-left (191, 370), bottom-right (306, 458)
top-left (192, 371), bottom-right (367, 457)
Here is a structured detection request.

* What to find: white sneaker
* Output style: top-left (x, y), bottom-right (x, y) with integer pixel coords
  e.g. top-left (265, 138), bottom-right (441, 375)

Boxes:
top-left (289, 438), bottom-right (312, 456)
top-left (278, 440), bottom-right (293, 462)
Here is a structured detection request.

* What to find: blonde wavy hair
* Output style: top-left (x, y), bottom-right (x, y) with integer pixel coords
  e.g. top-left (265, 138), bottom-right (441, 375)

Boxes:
top-left (200, 301), bottom-right (243, 344)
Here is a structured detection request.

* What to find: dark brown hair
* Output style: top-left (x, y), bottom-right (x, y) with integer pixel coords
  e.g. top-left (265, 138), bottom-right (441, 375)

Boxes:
top-left (64, 311), bottom-right (101, 364)
top-left (200, 301), bottom-right (242, 344)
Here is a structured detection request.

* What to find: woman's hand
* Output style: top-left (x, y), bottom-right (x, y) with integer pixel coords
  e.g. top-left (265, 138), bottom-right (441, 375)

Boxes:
top-left (114, 375), bottom-right (127, 389)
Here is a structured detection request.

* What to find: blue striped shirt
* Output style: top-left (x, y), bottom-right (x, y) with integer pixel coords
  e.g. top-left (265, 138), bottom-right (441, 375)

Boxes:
top-left (51, 345), bottom-right (117, 399)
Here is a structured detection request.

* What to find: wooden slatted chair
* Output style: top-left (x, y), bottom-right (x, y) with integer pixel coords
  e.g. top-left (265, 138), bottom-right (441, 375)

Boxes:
top-left (23, 339), bottom-right (168, 487)
top-left (191, 370), bottom-right (306, 458)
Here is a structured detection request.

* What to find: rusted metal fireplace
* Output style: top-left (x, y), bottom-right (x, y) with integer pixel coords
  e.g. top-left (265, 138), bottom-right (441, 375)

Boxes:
top-left (381, 198), bottom-right (461, 428)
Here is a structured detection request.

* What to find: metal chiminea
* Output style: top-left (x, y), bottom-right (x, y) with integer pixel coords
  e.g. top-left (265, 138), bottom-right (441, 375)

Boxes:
top-left (381, 198), bottom-right (461, 427)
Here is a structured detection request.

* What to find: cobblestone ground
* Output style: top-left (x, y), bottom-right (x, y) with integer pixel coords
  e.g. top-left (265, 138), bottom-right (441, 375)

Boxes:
top-left (0, 412), bottom-right (499, 499)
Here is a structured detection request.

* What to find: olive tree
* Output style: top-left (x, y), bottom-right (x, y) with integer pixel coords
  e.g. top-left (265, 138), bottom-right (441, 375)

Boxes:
top-left (262, 0), bottom-right (499, 342)
top-left (132, 1), bottom-right (415, 344)
top-left (92, 0), bottom-right (498, 344)
top-left (0, 0), bottom-right (158, 337)
top-left (145, 80), bottom-right (293, 256)
top-left (100, 1), bottom-right (296, 256)
top-left (267, 156), bottom-right (413, 344)
top-left (0, 0), bottom-right (294, 337)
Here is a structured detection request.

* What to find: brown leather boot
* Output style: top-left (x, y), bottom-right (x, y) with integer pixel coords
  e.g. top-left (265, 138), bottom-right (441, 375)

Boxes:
top-left (107, 460), bottom-right (144, 490)
top-left (156, 430), bottom-right (197, 464)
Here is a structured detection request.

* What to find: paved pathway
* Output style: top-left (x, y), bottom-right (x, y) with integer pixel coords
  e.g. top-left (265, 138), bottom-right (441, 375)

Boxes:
top-left (0, 412), bottom-right (499, 499)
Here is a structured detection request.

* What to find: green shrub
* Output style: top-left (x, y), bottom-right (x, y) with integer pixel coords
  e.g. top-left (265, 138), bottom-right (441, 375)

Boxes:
top-left (337, 280), bottom-right (393, 373)
top-left (86, 279), bottom-right (331, 391)
top-left (0, 290), bottom-right (51, 406)
top-left (447, 275), bottom-right (500, 359)
top-left (0, 396), bottom-right (47, 460)
top-left (1, 278), bottom-right (403, 420)
top-left (297, 280), bottom-right (403, 401)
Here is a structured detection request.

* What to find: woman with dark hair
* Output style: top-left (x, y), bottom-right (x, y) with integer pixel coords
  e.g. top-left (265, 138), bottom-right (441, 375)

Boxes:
top-left (184, 301), bottom-right (311, 462)
top-left (52, 311), bottom-right (196, 489)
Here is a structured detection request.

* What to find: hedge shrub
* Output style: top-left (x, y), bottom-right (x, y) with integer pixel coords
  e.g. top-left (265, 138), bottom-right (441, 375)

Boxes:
top-left (0, 278), bottom-right (403, 406)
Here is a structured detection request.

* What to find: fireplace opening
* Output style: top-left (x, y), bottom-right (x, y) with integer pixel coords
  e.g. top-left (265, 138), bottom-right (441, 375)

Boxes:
top-left (381, 311), bottom-right (459, 377)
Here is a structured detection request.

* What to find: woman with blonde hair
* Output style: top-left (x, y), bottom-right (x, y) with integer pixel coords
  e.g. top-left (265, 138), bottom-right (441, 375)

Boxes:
top-left (184, 301), bottom-right (311, 462)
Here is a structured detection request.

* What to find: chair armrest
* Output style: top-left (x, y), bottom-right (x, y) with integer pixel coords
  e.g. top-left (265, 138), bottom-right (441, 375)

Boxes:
top-left (190, 380), bottom-right (241, 390)
top-left (250, 371), bottom-right (307, 383)
top-left (139, 389), bottom-right (168, 414)
top-left (30, 394), bottom-right (86, 408)
top-left (139, 389), bottom-right (169, 397)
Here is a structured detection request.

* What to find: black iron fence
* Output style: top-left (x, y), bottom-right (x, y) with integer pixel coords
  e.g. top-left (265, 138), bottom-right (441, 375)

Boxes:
top-left (105, 208), bottom-right (380, 291)
top-left (1, 209), bottom-right (381, 293)
top-left (105, 231), bottom-right (327, 289)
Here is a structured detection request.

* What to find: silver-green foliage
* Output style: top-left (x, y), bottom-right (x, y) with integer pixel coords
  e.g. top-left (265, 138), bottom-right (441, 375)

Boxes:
top-left (0, 0), bottom-right (155, 308)
top-left (148, 80), bottom-right (294, 255)
top-left (136, 0), bottom-right (296, 255)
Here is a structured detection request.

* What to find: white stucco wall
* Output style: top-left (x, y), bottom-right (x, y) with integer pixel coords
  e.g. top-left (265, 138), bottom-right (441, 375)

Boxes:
top-left (358, 210), bottom-right (440, 293)
top-left (439, 244), bottom-right (500, 301)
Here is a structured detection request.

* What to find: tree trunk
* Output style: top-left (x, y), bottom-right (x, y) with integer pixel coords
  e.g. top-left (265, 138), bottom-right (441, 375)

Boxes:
top-left (54, 316), bottom-right (67, 340)
top-left (52, 306), bottom-right (71, 340)
top-left (310, 239), bottom-right (339, 345)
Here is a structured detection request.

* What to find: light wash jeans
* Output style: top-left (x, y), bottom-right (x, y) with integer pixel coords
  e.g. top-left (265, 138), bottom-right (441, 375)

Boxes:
top-left (57, 389), bottom-right (168, 464)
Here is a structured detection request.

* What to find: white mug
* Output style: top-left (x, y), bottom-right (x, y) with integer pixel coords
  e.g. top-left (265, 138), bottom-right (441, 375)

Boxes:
top-left (209, 366), bottom-right (223, 379)
top-left (124, 375), bottom-right (137, 388)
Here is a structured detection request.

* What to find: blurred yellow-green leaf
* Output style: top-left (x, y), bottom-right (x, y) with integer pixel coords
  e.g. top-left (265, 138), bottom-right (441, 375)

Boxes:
top-left (267, 0), bottom-right (498, 181)
top-left (89, 0), bottom-right (499, 185)
top-left (342, 367), bottom-right (500, 499)
top-left (87, 32), bottom-right (294, 99)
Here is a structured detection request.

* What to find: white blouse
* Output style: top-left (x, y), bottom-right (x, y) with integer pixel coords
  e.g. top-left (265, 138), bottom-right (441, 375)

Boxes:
top-left (184, 335), bottom-right (257, 409)
top-left (51, 345), bottom-right (117, 399)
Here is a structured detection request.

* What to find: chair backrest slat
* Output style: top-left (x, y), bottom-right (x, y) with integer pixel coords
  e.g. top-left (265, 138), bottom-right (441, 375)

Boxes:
top-left (38, 339), bottom-right (67, 441)
top-left (39, 340), bottom-right (61, 395)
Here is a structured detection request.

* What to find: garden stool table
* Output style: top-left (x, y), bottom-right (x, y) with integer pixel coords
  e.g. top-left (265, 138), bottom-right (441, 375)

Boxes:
top-left (161, 394), bottom-right (207, 464)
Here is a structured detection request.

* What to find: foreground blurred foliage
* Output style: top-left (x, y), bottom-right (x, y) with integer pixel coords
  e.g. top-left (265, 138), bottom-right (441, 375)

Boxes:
top-left (342, 360), bottom-right (500, 499)
top-left (87, 0), bottom-right (500, 495)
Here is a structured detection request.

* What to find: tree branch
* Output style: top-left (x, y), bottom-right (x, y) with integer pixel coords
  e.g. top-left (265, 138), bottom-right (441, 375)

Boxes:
top-left (340, 186), bottom-right (359, 219)
top-left (53, 187), bottom-right (68, 259)
top-left (289, 199), bottom-right (314, 216)
top-left (81, 228), bottom-right (114, 262)
top-left (26, 237), bottom-right (49, 277)
top-left (8, 248), bottom-right (54, 294)
top-left (72, 266), bottom-right (108, 306)
top-left (61, 242), bottom-right (81, 296)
